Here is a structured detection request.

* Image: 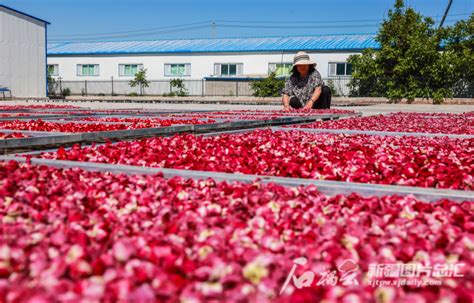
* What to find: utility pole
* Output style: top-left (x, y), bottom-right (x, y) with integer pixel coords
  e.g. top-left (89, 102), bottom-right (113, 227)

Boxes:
top-left (439, 0), bottom-right (453, 29)
top-left (211, 21), bottom-right (216, 38)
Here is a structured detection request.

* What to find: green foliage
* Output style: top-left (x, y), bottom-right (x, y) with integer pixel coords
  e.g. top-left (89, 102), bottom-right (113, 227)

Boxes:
top-left (128, 92), bottom-right (139, 97)
top-left (325, 79), bottom-right (339, 97)
top-left (250, 72), bottom-right (285, 97)
top-left (442, 14), bottom-right (474, 98)
top-left (61, 88), bottom-right (71, 97)
top-left (129, 69), bottom-right (150, 95)
top-left (348, 50), bottom-right (385, 97)
top-left (169, 78), bottom-right (188, 96)
top-left (47, 75), bottom-right (58, 96)
top-left (348, 0), bottom-right (473, 103)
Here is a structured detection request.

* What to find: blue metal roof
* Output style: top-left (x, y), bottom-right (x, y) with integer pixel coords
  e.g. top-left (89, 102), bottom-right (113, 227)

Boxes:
top-left (47, 34), bottom-right (379, 55)
top-left (0, 4), bottom-right (50, 25)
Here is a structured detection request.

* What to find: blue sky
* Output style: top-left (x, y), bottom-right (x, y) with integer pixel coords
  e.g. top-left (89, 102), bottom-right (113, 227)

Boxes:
top-left (2, 0), bottom-right (473, 42)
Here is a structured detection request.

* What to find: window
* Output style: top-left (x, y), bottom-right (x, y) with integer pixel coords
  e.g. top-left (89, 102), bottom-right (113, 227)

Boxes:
top-left (268, 63), bottom-right (292, 77)
top-left (119, 64), bottom-right (143, 77)
top-left (164, 64), bottom-right (191, 77)
top-left (328, 62), bottom-right (353, 76)
top-left (214, 63), bottom-right (243, 76)
top-left (47, 64), bottom-right (59, 76)
top-left (77, 64), bottom-right (99, 76)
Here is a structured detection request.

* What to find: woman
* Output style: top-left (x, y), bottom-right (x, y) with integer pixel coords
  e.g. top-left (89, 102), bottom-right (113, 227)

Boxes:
top-left (282, 51), bottom-right (331, 110)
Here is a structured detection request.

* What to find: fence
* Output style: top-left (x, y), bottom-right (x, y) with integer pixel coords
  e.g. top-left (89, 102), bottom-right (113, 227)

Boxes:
top-left (325, 76), bottom-right (352, 97)
top-left (51, 77), bottom-right (353, 97)
top-left (453, 79), bottom-right (474, 98)
top-left (51, 76), bottom-right (472, 98)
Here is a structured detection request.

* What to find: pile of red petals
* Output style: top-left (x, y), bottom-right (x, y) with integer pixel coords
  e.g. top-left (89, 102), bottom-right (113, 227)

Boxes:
top-left (7, 111), bottom-right (138, 116)
top-left (0, 132), bottom-right (29, 140)
top-left (172, 114), bottom-right (277, 121)
top-left (207, 109), bottom-right (356, 116)
top-left (42, 130), bottom-right (473, 190)
top-left (0, 161), bottom-right (472, 302)
top-left (0, 119), bottom-right (147, 132)
top-left (168, 109), bottom-right (355, 120)
top-left (74, 117), bottom-right (216, 125)
top-left (0, 118), bottom-right (214, 133)
top-left (296, 112), bottom-right (474, 135)
top-left (0, 104), bottom-right (81, 110)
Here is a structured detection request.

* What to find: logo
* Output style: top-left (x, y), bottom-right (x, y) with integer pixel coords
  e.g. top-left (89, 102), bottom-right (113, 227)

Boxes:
top-left (280, 257), bottom-right (465, 295)
top-left (280, 258), bottom-right (359, 295)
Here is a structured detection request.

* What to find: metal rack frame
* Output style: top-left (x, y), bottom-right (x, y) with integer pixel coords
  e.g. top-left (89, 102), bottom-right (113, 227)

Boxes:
top-left (273, 127), bottom-right (474, 139)
top-left (0, 155), bottom-right (471, 203)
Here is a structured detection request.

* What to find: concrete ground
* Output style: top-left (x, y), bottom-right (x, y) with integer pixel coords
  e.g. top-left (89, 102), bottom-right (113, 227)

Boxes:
top-left (1, 100), bottom-right (473, 115)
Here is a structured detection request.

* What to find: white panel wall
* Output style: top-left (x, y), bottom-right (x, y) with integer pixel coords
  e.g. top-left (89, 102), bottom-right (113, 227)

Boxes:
top-left (0, 7), bottom-right (46, 98)
top-left (48, 51), bottom-right (358, 81)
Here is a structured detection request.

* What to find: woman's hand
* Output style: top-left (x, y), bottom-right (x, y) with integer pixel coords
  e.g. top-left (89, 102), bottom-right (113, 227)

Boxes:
top-left (306, 87), bottom-right (322, 109)
top-left (282, 94), bottom-right (291, 111)
top-left (304, 99), bottom-right (315, 109)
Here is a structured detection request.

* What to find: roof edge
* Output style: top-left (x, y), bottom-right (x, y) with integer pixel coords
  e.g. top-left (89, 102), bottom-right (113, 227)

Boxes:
top-left (48, 32), bottom-right (377, 45)
top-left (47, 48), bottom-right (379, 56)
top-left (0, 4), bottom-right (50, 25)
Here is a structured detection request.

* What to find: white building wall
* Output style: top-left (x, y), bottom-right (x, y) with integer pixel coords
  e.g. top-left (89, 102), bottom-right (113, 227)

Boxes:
top-left (48, 51), bottom-right (358, 81)
top-left (0, 7), bottom-right (47, 98)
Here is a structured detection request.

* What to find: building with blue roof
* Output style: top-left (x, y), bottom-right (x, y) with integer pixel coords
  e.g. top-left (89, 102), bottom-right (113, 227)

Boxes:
top-left (47, 34), bottom-right (379, 96)
top-left (0, 5), bottom-right (49, 98)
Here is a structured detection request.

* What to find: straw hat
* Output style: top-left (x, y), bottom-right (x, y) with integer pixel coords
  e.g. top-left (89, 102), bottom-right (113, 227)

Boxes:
top-left (293, 51), bottom-right (316, 66)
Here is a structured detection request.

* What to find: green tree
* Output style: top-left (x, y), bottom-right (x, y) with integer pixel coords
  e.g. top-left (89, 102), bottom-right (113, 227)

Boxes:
top-left (129, 69), bottom-right (150, 96)
top-left (348, 0), bottom-right (472, 103)
top-left (170, 78), bottom-right (188, 96)
top-left (250, 72), bottom-right (285, 97)
top-left (47, 74), bottom-right (58, 96)
top-left (442, 14), bottom-right (474, 98)
top-left (348, 49), bottom-right (385, 97)
top-left (326, 79), bottom-right (340, 97)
